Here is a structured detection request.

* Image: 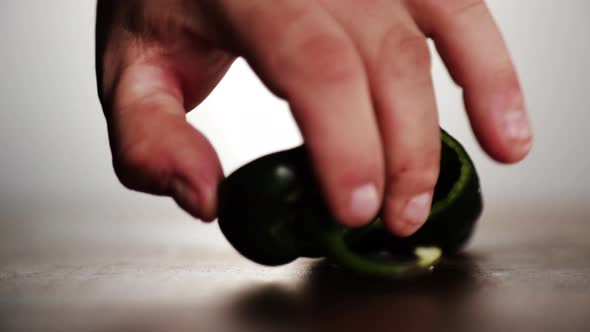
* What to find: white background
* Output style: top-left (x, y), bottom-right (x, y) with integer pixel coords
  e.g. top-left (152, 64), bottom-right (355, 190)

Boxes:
top-left (1, 0), bottom-right (589, 220)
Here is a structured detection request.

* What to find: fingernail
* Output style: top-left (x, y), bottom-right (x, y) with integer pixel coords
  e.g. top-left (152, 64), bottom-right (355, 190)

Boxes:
top-left (403, 192), bottom-right (432, 226)
top-left (348, 183), bottom-right (379, 226)
top-left (503, 111), bottom-right (532, 142)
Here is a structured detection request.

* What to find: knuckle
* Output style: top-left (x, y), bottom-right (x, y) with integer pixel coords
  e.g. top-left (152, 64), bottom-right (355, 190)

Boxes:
top-left (449, 0), bottom-right (486, 17)
top-left (113, 140), bottom-right (168, 191)
top-left (274, 30), bottom-right (360, 84)
top-left (240, 4), bottom-right (361, 86)
top-left (417, 0), bottom-right (485, 18)
top-left (117, 141), bottom-right (151, 172)
top-left (490, 67), bottom-right (520, 91)
top-left (473, 66), bottom-right (521, 97)
top-left (388, 152), bottom-right (440, 189)
top-left (377, 25), bottom-right (431, 79)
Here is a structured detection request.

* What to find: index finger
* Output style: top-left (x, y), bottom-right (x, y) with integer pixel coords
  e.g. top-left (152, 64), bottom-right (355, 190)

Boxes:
top-left (215, 0), bottom-right (386, 226)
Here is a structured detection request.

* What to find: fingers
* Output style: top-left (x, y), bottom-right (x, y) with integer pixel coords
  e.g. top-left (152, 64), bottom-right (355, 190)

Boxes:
top-left (106, 60), bottom-right (223, 221)
top-left (210, 0), bottom-right (533, 236)
top-left (217, 0), bottom-right (385, 226)
top-left (369, 24), bottom-right (441, 236)
top-left (412, 0), bottom-right (533, 163)
top-left (320, 3), bottom-right (441, 236)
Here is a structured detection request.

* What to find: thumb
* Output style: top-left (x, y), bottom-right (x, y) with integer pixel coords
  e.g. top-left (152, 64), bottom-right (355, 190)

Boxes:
top-left (106, 62), bottom-right (223, 221)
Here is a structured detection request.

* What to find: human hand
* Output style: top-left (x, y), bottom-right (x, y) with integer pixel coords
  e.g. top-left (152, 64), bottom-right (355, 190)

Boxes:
top-left (96, 0), bottom-right (532, 236)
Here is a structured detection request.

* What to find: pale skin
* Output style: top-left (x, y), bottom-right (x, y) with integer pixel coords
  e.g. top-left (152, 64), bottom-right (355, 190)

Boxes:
top-left (96, 0), bottom-right (533, 237)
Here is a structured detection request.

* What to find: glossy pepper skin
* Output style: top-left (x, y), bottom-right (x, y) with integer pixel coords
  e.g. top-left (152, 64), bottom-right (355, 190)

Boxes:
top-left (217, 129), bottom-right (483, 272)
top-left (218, 146), bottom-right (325, 266)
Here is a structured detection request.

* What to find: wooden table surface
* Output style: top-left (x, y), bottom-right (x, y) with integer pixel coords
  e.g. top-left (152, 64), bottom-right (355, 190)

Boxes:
top-left (1, 199), bottom-right (589, 332)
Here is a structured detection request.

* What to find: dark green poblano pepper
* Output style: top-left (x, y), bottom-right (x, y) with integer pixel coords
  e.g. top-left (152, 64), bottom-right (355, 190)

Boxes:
top-left (217, 129), bottom-right (482, 278)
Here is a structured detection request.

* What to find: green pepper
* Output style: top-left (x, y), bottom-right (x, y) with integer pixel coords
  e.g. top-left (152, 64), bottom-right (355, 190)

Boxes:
top-left (217, 129), bottom-right (482, 278)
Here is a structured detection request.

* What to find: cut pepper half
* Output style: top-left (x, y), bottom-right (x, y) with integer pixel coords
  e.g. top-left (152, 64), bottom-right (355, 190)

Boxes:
top-left (217, 129), bottom-right (482, 278)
